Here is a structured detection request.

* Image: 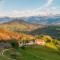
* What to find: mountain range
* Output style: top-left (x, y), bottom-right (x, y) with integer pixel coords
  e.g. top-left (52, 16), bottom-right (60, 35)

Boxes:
top-left (0, 15), bottom-right (60, 40)
top-left (24, 15), bottom-right (60, 25)
top-left (0, 15), bottom-right (60, 25)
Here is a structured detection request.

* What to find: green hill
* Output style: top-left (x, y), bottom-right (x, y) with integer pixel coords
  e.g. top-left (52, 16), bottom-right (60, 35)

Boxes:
top-left (0, 19), bottom-right (45, 33)
top-left (30, 26), bottom-right (60, 40)
top-left (0, 45), bottom-right (60, 60)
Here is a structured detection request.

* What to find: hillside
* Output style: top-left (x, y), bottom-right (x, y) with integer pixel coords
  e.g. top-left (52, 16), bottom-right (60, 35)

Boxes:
top-left (30, 26), bottom-right (60, 40)
top-left (0, 45), bottom-right (60, 60)
top-left (0, 29), bottom-right (35, 41)
top-left (0, 18), bottom-right (60, 40)
top-left (0, 19), bottom-right (45, 33)
top-left (0, 29), bottom-right (19, 40)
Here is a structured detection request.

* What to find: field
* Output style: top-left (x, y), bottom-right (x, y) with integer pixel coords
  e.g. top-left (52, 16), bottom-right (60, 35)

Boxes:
top-left (0, 45), bottom-right (60, 60)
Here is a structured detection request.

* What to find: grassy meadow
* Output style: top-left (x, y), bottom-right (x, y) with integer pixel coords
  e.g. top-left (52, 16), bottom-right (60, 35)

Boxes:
top-left (0, 45), bottom-right (60, 60)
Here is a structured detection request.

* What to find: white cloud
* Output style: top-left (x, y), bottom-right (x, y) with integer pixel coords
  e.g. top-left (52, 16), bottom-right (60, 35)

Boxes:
top-left (33, 0), bottom-right (53, 13)
top-left (8, 0), bottom-right (55, 17)
top-left (8, 10), bottom-right (38, 17)
top-left (45, 0), bottom-right (53, 7)
top-left (0, 11), bottom-right (6, 17)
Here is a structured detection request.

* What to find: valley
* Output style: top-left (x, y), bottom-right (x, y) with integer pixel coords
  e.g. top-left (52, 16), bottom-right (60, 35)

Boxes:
top-left (0, 16), bottom-right (60, 60)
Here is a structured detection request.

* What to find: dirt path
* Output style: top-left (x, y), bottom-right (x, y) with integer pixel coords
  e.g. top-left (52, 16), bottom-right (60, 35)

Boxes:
top-left (0, 48), bottom-right (14, 56)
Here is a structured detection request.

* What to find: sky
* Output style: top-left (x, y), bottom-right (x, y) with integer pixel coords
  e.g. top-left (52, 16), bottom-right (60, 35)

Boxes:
top-left (0, 0), bottom-right (60, 17)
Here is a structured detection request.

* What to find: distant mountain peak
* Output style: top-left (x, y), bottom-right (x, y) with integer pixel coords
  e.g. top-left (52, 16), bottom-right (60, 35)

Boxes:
top-left (0, 15), bottom-right (60, 25)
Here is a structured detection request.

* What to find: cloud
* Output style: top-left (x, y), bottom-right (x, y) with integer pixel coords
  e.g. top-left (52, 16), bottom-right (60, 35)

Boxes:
top-left (8, 0), bottom-right (54, 17)
top-left (0, 11), bottom-right (6, 17)
top-left (0, 0), bottom-right (60, 17)
top-left (34, 0), bottom-right (53, 12)
top-left (8, 10), bottom-right (37, 17)
top-left (9, 0), bottom-right (54, 17)
top-left (45, 0), bottom-right (53, 7)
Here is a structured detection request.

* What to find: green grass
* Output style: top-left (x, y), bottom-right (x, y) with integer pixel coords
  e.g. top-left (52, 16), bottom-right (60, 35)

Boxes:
top-left (0, 45), bottom-right (60, 60)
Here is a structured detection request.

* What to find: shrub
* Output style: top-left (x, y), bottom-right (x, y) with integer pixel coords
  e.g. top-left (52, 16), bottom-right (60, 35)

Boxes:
top-left (10, 40), bottom-right (19, 48)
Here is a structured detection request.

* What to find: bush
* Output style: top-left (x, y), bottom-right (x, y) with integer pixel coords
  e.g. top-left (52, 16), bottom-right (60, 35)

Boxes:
top-left (10, 40), bottom-right (19, 48)
top-left (46, 39), bottom-right (51, 43)
top-left (21, 45), bottom-right (25, 50)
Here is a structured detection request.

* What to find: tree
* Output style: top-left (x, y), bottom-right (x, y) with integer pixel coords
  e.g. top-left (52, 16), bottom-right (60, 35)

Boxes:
top-left (10, 40), bottom-right (19, 48)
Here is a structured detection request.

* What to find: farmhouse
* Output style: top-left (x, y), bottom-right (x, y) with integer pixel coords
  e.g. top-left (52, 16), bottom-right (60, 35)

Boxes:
top-left (35, 39), bottom-right (45, 45)
top-left (18, 39), bottom-right (45, 47)
top-left (18, 40), bottom-right (35, 47)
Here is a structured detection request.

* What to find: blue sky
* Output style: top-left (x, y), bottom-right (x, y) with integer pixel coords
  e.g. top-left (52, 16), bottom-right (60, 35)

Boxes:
top-left (0, 0), bottom-right (60, 17)
top-left (1, 0), bottom-right (46, 11)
